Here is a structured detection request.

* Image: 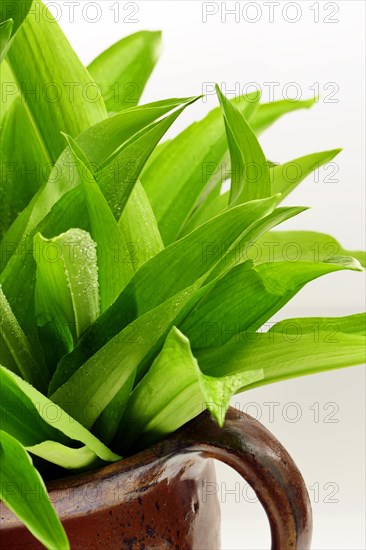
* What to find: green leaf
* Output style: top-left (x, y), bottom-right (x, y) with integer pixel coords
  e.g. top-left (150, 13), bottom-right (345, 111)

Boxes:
top-left (64, 135), bottom-right (134, 311)
top-left (180, 163), bottom-right (279, 239)
top-left (272, 149), bottom-right (342, 200)
top-left (1, 366), bottom-right (120, 468)
top-left (206, 205), bottom-right (307, 281)
top-left (1, 367), bottom-right (70, 447)
top-left (0, 0), bottom-right (33, 35)
top-left (197, 313), bottom-right (366, 389)
top-left (0, 96), bottom-right (50, 239)
top-left (6, 0), bottom-right (106, 164)
top-left (182, 257), bottom-right (363, 348)
top-left (118, 181), bottom-right (164, 272)
top-left (50, 283), bottom-right (211, 427)
top-left (49, 195), bottom-right (278, 395)
top-left (0, 0), bottom-right (34, 61)
top-left (0, 98), bottom-right (193, 346)
top-left (254, 230), bottom-right (366, 267)
top-left (0, 18), bottom-right (13, 62)
top-left (0, 97), bottom-right (203, 269)
top-left (250, 97), bottom-right (317, 135)
top-left (33, 229), bottom-right (100, 370)
top-left (179, 97), bottom-right (318, 236)
top-left (216, 85), bottom-right (271, 204)
top-left (24, 441), bottom-right (101, 470)
top-left (49, 198), bottom-right (280, 432)
top-left (96, 97), bottom-right (199, 220)
top-left (116, 327), bottom-right (263, 452)
top-left (175, 86), bottom-right (321, 232)
top-left (0, 60), bottom-right (19, 121)
top-left (0, 286), bottom-right (47, 390)
top-left (141, 92), bottom-right (261, 244)
top-left (88, 31), bottom-right (161, 113)
top-left (0, 431), bottom-right (69, 550)
top-left (180, 185), bottom-right (229, 237)
top-left (0, 0), bottom-right (120, 339)
top-left (116, 195), bottom-right (272, 316)
top-left (92, 371), bottom-right (136, 444)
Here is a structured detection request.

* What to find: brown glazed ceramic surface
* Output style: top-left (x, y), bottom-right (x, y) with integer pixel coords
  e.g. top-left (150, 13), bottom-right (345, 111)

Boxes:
top-left (0, 408), bottom-right (312, 549)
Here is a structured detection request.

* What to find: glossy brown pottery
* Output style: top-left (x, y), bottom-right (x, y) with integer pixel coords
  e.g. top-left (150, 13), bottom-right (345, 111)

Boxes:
top-left (0, 408), bottom-right (312, 549)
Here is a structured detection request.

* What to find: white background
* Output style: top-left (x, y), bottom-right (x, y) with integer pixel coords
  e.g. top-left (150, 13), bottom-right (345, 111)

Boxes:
top-left (52, 1), bottom-right (365, 548)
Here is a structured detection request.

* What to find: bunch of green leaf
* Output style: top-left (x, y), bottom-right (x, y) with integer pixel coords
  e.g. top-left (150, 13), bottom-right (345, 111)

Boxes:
top-left (0, 2), bottom-right (365, 548)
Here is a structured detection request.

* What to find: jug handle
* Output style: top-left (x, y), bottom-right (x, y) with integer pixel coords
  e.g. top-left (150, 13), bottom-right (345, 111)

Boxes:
top-left (164, 407), bottom-right (312, 550)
